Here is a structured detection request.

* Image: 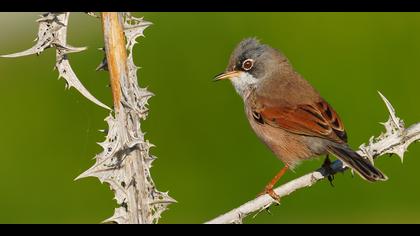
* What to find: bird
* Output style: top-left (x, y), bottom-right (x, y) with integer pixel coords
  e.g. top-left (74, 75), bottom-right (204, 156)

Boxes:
top-left (214, 38), bottom-right (387, 201)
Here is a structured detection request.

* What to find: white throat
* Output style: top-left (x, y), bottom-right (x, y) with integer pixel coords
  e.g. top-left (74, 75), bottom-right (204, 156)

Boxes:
top-left (230, 72), bottom-right (258, 99)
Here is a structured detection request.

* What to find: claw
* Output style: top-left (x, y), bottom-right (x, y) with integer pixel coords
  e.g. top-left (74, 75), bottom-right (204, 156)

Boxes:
top-left (322, 155), bottom-right (335, 187)
top-left (258, 187), bottom-right (281, 204)
top-left (327, 174), bottom-right (335, 187)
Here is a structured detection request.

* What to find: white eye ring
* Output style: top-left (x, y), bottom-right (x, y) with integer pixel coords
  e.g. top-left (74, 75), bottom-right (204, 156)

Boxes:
top-left (242, 59), bottom-right (254, 71)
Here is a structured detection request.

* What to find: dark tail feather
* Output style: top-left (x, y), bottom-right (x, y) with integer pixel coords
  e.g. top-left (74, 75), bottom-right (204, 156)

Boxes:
top-left (327, 144), bottom-right (388, 182)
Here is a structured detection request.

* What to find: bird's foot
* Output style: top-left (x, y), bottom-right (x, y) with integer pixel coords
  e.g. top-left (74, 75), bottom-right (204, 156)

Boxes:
top-left (326, 174), bottom-right (335, 187)
top-left (322, 155), bottom-right (335, 187)
top-left (257, 165), bottom-right (288, 205)
top-left (258, 187), bottom-right (281, 204)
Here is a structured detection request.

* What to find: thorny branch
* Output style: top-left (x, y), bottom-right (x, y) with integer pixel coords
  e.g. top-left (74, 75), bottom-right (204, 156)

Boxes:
top-left (0, 12), bottom-right (111, 110)
top-left (1, 12), bottom-right (174, 224)
top-left (75, 12), bottom-right (175, 224)
top-left (206, 92), bottom-right (420, 224)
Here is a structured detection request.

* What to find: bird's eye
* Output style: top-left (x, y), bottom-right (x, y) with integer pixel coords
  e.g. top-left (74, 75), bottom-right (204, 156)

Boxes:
top-left (242, 59), bottom-right (254, 71)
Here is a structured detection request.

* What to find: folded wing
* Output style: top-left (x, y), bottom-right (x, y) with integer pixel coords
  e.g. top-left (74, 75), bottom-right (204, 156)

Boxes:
top-left (252, 98), bottom-right (347, 144)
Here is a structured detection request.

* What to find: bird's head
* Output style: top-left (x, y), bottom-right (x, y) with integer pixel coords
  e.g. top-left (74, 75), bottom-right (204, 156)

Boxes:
top-left (214, 38), bottom-right (287, 98)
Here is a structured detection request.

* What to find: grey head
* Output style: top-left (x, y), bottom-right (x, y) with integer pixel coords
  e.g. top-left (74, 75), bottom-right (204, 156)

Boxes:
top-left (215, 38), bottom-right (288, 98)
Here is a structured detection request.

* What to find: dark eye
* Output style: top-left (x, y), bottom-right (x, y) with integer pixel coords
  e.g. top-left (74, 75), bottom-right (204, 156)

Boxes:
top-left (242, 59), bottom-right (254, 71)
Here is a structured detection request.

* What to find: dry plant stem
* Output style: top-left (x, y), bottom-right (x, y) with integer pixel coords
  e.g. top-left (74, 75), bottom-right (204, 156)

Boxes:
top-left (0, 12), bottom-right (172, 224)
top-left (206, 92), bottom-right (420, 224)
top-left (76, 12), bottom-right (174, 224)
top-left (102, 12), bottom-right (123, 110)
top-left (101, 12), bottom-right (147, 224)
top-left (0, 12), bottom-right (110, 110)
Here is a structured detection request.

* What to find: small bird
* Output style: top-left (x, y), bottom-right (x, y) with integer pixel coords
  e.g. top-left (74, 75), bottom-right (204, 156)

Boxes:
top-left (215, 38), bottom-right (387, 201)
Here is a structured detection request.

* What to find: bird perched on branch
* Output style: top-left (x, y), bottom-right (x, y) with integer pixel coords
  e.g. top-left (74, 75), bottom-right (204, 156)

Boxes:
top-left (214, 38), bottom-right (387, 201)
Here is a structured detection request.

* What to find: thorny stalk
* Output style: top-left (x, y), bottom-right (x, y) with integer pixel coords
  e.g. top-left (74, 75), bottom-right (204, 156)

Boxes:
top-left (0, 12), bottom-right (175, 224)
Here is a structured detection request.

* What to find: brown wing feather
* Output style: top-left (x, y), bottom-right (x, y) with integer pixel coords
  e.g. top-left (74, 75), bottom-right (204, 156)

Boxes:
top-left (315, 101), bottom-right (347, 142)
top-left (253, 99), bottom-right (347, 144)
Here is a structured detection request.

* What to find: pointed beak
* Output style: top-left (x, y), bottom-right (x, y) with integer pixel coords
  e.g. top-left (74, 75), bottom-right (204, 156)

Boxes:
top-left (213, 70), bottom-right (242, 82)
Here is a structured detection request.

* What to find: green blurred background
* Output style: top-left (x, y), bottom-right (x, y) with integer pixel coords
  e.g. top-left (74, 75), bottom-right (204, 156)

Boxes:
top-left (0, 12), bottom-right (419, 223)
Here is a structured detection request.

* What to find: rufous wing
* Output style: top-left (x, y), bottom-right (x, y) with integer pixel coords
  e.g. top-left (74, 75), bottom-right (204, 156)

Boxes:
top-left (252, 100), bottom-right (347, 144)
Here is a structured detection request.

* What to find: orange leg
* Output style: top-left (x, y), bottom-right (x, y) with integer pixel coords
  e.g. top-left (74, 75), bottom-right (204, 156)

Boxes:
top-left (258, 165), bottom-right (289, 201)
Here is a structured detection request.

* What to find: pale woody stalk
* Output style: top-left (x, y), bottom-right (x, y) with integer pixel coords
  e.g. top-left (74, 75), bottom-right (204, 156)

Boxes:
top-left (0, 12), bottom-right (175, 224)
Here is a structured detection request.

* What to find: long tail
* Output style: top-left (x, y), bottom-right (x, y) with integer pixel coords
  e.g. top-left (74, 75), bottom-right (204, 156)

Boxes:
top-left (327, 144), bottom-right (388, 182)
